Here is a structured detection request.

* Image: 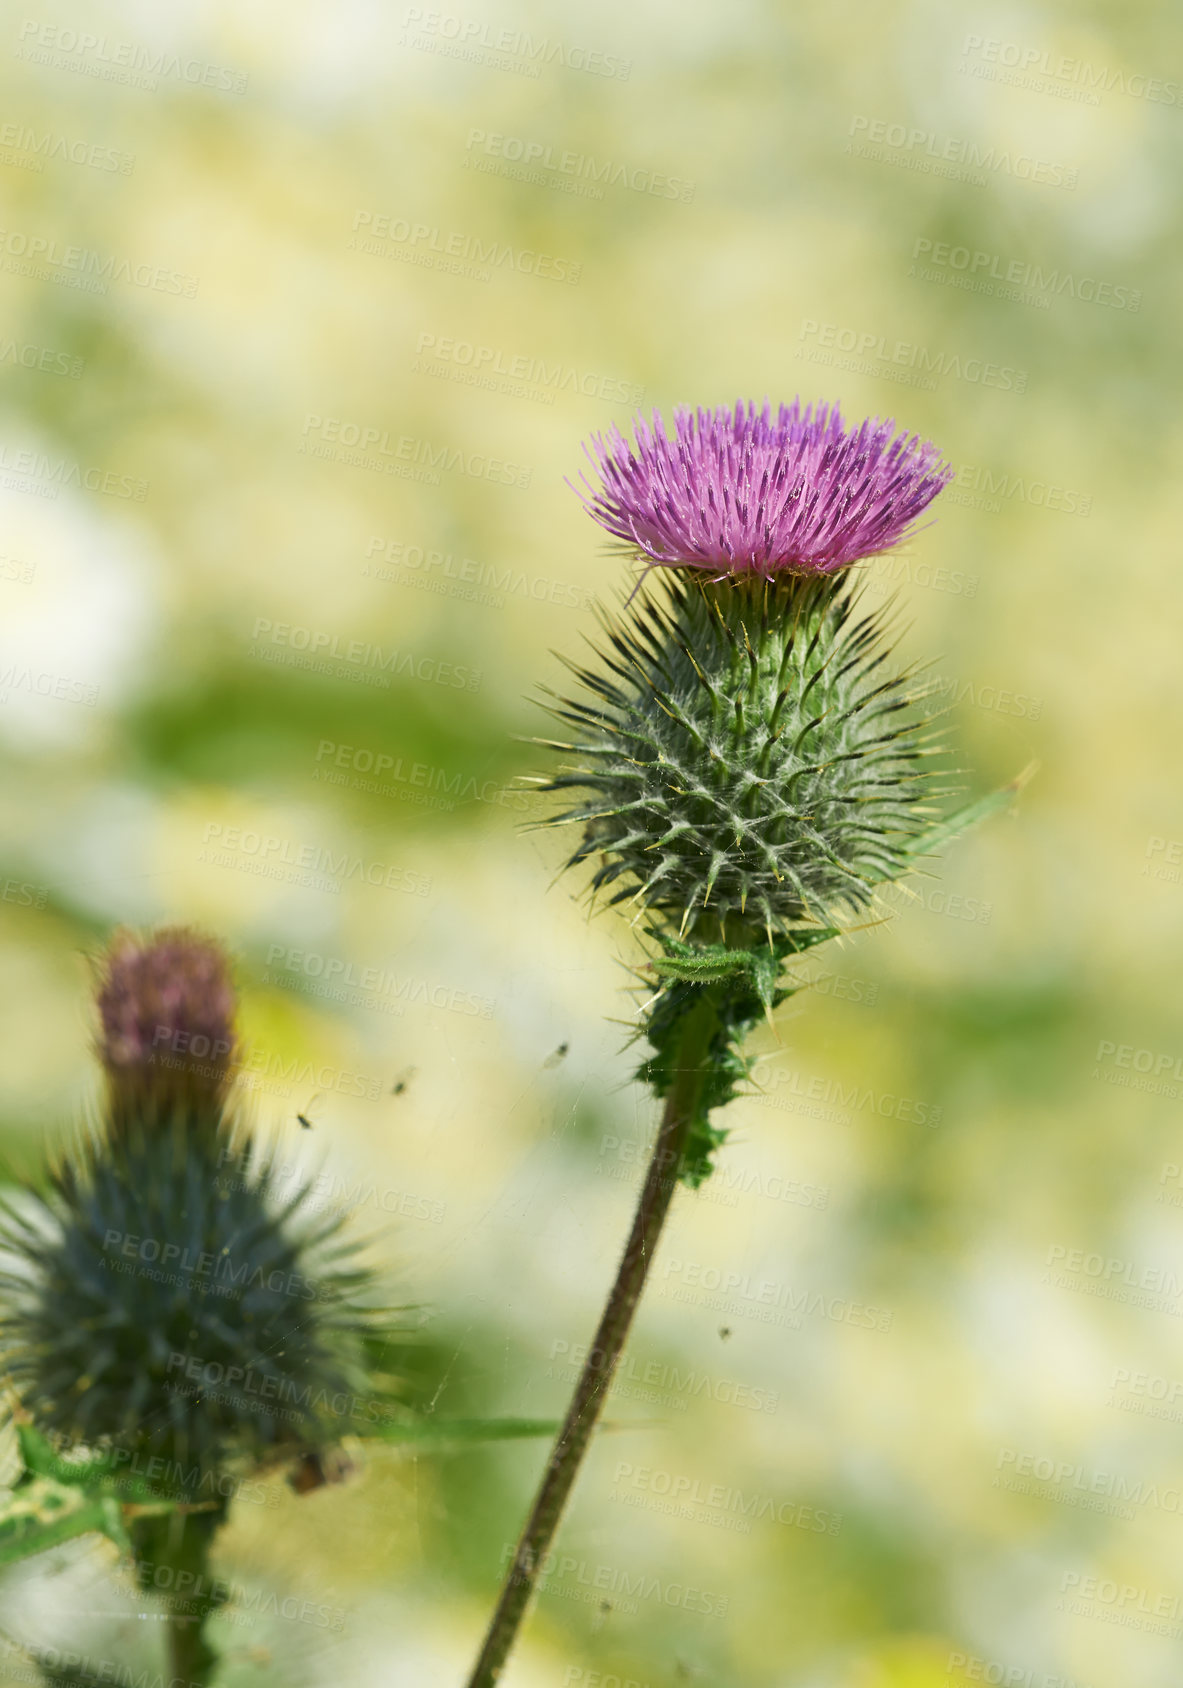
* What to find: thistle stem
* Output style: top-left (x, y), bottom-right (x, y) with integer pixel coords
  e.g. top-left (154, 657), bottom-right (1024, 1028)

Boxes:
top-left (464, 989), bottom-right (719, 1688)
top-left (131, 1505), bottom-right (225, 1686)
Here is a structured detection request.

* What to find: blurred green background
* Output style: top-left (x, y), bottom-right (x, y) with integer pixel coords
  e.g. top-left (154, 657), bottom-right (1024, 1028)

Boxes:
top-left (0, 1), bottom-right (1180, 1683)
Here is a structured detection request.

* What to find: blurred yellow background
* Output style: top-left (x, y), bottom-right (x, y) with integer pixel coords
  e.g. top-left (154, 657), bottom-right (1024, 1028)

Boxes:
top-left (0, 1), bottom-right (1180, 1683)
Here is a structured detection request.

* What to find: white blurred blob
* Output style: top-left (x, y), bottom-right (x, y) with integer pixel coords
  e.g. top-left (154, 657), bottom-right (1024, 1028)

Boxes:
top-left (0, 456), bottom-right (159, 751)
top-left (36, 781), bottom-right (164, 923)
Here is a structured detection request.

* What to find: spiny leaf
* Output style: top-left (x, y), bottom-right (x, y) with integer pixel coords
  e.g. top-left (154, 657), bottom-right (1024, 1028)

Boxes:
top-left (905, 764), bottom-right (1034, 860)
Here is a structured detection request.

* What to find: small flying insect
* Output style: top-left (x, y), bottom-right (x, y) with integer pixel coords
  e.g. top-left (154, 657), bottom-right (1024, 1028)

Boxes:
top-left (718, 1325), bottom-right (732, 1342)
top-left (542, 1041), bottom-right (570, 1069)
top-left (296, 1091), bottom-right (324, 1130)
top-left (391, 1067), bottom-right (417, 1096)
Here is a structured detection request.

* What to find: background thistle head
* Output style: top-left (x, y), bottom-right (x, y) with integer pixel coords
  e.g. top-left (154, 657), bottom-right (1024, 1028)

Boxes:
top-left (2, 924), bottom-right (390, 1496)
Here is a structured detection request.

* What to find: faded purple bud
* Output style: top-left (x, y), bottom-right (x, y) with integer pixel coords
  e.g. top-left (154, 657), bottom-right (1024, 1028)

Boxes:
top-left (95, 926), bottom-right (237, 1109)
top-left (572, 398), bottom-right (953, 576)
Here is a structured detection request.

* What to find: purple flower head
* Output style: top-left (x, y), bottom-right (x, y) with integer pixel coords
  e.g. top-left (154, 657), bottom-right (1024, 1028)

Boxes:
top-left (572, 399), bottom-right (953, 577)
top-left (96, 926), bottom-right (237, 1107)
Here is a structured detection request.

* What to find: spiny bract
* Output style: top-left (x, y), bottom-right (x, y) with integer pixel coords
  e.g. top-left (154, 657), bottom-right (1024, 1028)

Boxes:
top-left (0, 1102), bottom-right (379, 1494)
top-left (541, 570), bottom-right (946, 941)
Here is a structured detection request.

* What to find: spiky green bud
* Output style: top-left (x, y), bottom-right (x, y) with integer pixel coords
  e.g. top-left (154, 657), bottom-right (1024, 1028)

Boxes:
top-left (542, 571), bottom-right (944, 944)
top-left (0, 1111), bottom-right (376, 1488)
top-left (0, 931), bottom-right (386, 1500)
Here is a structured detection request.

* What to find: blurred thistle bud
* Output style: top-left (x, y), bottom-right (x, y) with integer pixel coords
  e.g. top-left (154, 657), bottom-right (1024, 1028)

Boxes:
top-left (546, 400), bottom-right (954, 946)
top-left (95, 926), bottom-right (237, 1120)
top-left (2, 926), bottom-right (388, 1499)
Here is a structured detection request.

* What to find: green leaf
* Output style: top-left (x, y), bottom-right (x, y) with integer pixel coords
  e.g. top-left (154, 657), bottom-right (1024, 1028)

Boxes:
top-left (649, 927), bottom-right (840, 1012)
top-left (0, 1424), bottom-right (190, 1567)
top-left (0, 1483), bottom-right (129, 1567)
top-left (906, 764), bottom-right (1034, 861)
top-left (16, 1424), bottom-right (118, 1489)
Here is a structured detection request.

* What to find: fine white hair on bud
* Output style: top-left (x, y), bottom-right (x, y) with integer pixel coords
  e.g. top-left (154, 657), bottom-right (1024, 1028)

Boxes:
top-left (538, 570), bottom-right (948, 943)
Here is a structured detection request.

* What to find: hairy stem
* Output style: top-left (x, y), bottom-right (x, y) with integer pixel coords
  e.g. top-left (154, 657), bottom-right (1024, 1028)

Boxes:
top-left (464, 989), bottom-right (719, 1688)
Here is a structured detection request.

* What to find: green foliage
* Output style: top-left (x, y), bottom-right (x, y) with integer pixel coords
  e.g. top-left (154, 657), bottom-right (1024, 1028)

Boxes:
top-left (637, 926), bottom-right (837, 1186)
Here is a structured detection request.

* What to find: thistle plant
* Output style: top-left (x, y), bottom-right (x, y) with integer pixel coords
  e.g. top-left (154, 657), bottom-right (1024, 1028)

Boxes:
top-left (465, 398), bottom-right (1018, 1685)
top-left (0, 928), bottom-right (385, 1685)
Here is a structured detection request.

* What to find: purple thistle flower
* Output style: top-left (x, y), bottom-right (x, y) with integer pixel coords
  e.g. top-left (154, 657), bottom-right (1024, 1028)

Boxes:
top-left (96, 926), bottom-right (237, 1106)
top-left (572, 398), bottom-right (953, 576)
